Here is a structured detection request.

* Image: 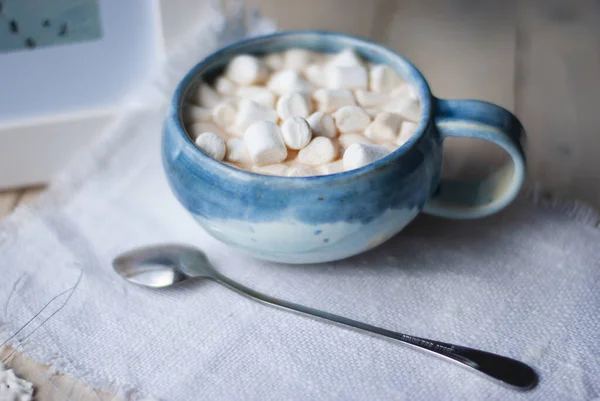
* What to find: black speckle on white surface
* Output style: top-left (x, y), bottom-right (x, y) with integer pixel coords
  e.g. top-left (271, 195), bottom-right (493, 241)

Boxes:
top-left (0, 0), bottom-right (102, 53)
top-left (58, 22), bottom-right (67, 36)
top-left (9, 18), bottom-right (17, 33)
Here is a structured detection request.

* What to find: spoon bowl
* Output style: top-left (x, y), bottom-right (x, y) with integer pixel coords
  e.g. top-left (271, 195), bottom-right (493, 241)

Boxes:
top-left (114, 245), bottom-right (216, 287)
top-left (113, 244), bottom-right (538, 390)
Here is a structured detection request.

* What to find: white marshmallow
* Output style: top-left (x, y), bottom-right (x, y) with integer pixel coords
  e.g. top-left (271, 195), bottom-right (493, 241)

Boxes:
top-left (267, 69), bottom-right (313, 95)
top-left (236, 86), bottom-right (277, 108)
top-left (383, 142), bottom-right (400, 152)
top-left (385, 83), bottom-right (420, 122)
top-left (312, 89), bottom-right (355, 113)
top-left (285, 165), bottom-right (315, 177)
top-left (327, 66), bottom-right (368, 90)
top-left (284, 48), bottom-right (315, 70)
top-left (212, 101), bottom-right (237, 129)
top-left (195, 132), bottom-right (226, 161)
top-left (215, 76), bottom-right (237, 95)
top-left (276, 92), bottom-right (312, 120)
top-left (225, 138), bottom-right (250, 164)
top-left (194, 83), bottom-right (222, 108)
top-left (223, 161), bottom-right (245, 170)
top-left (263, 52), bottom-right (285, 70)
top-left (390, 82), bottom-right (418, 100)
top-left (384, 95), bottom-right (420, 122)
top-left (225, 125), bottom-right (245, 138)
top-left (281, 116), bottom-right (312, 150)
top-left (297, 137), bottom-right (338, 166)
top-left (364, 112), bottom-right (403, 142)
top-left (244, 120), bottom-right (288, 166)
top-left (363, 107), bottom-right (382, 118)
top-left (327, 48), bottom-right (364, 68)
top-left (355, 90), bottom-right (389, 108)
top-left (234, 99), bottom-right (278, 132)
top-left (182, 105), bottom-right (212, 124)
top-left (225, 54), bottom-right (268, 85)
top-left (304, 64), bottom-right (327, 87)
top-left (306, 111), bottom-right (337, 139)
top-left (369, 64), bottom-right (403, 92)
top-left (333, 105), bottom-right (371, 133)
top-left (397, 121), bottom-right (418, 145)
top-left (189, 123), bottom-right (225, 140)
top-left (252, 163), bottom-right (289, 176)
top-left (343, 143), bottom-right (390, 171)
top-left (316, 160), bottom-right (344, 175)
top-left (338, 133), bottom-right (373, 149)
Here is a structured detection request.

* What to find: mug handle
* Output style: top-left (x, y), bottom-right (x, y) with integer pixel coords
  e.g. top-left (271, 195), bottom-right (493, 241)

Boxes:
top-left (423, 98), bottom-right (526, 219)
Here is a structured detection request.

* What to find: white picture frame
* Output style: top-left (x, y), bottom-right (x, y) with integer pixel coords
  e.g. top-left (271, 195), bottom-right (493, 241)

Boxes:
top-left (0, 0), bottom-right (168, 188)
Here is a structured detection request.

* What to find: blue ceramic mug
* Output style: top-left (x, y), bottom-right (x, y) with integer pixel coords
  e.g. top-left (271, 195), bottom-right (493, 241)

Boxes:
top-left (163, 31), bottom-right (526, 264)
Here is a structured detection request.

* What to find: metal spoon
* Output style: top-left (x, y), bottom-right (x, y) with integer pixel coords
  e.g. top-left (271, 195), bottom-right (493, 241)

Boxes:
top-left (113, 244), bottom-right (537, 390)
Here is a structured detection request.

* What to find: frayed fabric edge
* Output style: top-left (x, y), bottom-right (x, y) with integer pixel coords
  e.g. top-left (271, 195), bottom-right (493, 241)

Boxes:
top-left (521, 182), bottom-right (600, 229)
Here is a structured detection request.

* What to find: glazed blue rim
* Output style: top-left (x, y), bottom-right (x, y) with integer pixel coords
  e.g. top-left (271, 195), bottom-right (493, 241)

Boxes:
top-left (170, 30), bottom-right (434, 181)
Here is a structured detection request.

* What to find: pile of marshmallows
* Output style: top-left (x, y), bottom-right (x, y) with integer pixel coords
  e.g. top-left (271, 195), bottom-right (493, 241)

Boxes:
top-left (184, 48), bottom-right (420, 177)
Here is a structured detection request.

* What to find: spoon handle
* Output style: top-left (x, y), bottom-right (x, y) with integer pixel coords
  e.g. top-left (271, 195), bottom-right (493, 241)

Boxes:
top-left (213, 273), bottom-right (537, 390)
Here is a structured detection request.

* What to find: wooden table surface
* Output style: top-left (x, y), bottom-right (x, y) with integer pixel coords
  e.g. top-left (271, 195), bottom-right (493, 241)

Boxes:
top-left (1, 0), bottom-right (599, 399)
